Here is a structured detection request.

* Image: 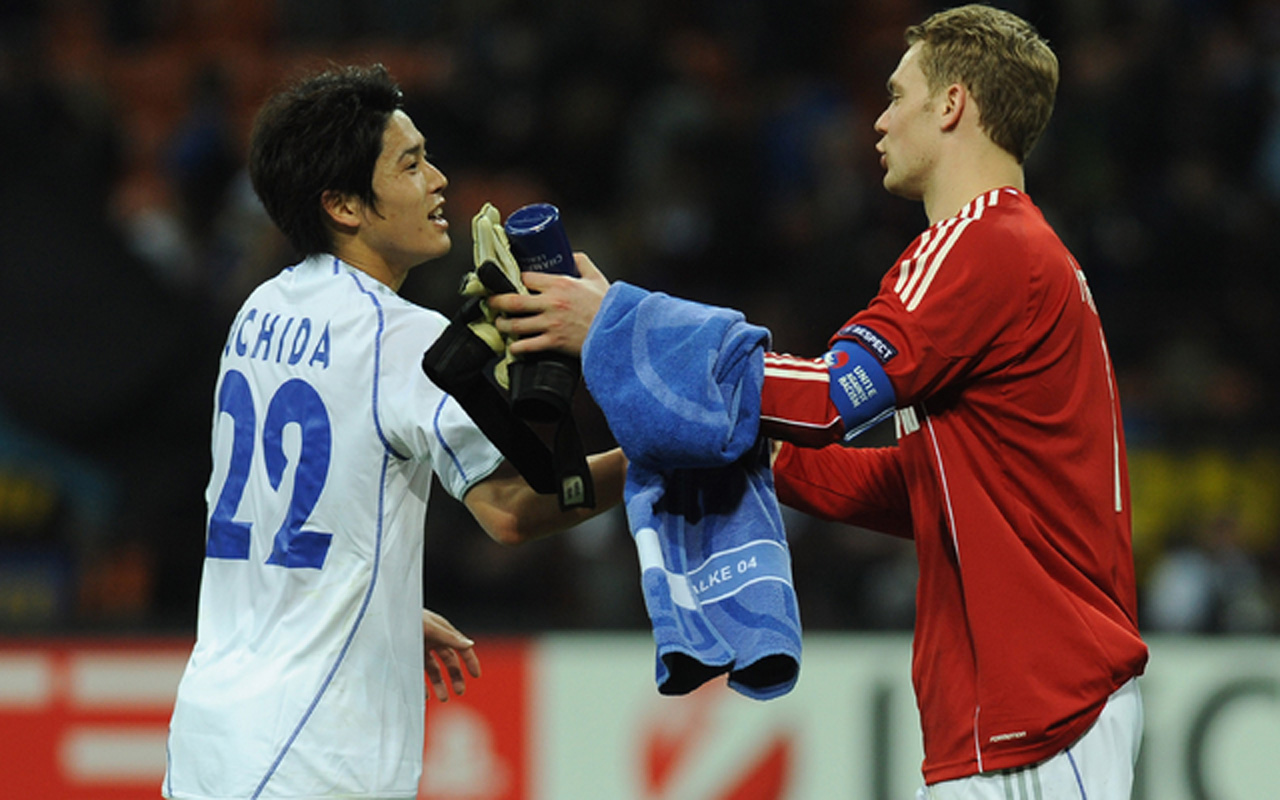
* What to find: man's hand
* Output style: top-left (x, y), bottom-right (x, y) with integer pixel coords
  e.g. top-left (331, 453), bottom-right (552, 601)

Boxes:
top-left (486, 253), bottom-right (609, 357)
top-left (422, 608), bottom-right (482, 702)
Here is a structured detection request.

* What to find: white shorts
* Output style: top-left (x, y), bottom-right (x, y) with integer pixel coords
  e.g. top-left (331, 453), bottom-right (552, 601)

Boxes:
top-left (918, 678), bottom-right (1143, 800)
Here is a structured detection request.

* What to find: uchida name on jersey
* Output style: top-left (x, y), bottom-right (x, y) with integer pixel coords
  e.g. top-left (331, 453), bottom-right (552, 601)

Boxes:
top-left (224, 307), bottom-right (332, 369)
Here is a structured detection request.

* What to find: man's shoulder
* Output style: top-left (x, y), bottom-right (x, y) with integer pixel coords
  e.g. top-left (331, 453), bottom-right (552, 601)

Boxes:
top-left (978, 188), bottom-right (1054, 237)
top-left (947, 189), bottom-right (1060, 264)
top-left (377, 292), bottom-right (450, 337)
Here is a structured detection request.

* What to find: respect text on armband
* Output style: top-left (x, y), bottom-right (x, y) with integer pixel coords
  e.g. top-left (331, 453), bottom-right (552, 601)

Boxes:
top-left (836, 324), bottom-right (897, 364)
top-left (224, 308), bottom-right (332, 369)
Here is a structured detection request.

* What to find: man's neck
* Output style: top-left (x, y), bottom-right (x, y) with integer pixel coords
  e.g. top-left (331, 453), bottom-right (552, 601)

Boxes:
top-left (331, 242), bottom-right (407, 292)
top-left (922, 148), bottom-right (1025, 225)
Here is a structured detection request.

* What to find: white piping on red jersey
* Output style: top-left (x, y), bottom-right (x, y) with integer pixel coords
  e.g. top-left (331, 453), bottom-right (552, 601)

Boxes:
top-left (922, 406), bottom-right (980, 768)
top-left (760, 352), bottom-right (842, 434)
top-left (1098, 317), bottom-right (1124, 513)
top-left (763, 352), bottom-right (828, 382)
top-left (922, 411), bottom-right (961, 568)
top-left (895, 189), bottom-right (1001, 312)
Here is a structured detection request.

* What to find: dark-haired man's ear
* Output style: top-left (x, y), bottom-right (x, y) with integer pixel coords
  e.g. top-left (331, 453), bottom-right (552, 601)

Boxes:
top-left (321, 189), bottom-right (362, 230)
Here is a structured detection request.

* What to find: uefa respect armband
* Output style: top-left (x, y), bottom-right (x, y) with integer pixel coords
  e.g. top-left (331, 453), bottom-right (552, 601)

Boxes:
top-left (824, 339), bottom-right (896, 442)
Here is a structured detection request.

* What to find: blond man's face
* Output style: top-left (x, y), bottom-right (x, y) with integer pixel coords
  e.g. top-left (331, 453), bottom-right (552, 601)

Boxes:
top-left (873, 43), bottom-right (940, 201)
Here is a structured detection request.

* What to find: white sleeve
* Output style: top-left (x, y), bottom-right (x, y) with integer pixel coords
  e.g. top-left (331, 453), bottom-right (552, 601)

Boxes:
top-left (377, 304), bottom-right (503, 499)
top-left (425, 391), bottom-right (504, 499)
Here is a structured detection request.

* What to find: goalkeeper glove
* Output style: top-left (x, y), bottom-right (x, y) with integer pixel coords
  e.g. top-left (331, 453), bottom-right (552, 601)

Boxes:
top-left (422, 203), bottom-right (594, 510)
top-left (459, 202), bottom-right (527, 388)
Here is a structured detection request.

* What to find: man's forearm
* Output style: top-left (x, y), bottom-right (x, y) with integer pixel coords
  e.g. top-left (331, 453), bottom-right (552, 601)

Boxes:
top-left (465, 448), bottom-right (627, 544)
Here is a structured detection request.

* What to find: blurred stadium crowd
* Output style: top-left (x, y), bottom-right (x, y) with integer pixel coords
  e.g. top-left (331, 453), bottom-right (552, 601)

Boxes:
top-left (1, 0), bottom-right (1278, 635)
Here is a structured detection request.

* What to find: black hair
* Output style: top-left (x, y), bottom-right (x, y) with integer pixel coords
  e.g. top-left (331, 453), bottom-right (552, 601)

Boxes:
top-left (248, 64), bottom-right (404, 256)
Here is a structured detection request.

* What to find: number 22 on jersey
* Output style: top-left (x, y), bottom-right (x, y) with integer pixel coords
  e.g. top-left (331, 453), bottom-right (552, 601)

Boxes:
top-left (206, 369), bottom-right (334, 570)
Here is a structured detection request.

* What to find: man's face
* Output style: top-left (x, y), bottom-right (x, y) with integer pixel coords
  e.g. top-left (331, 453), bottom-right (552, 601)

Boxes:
top-left (874, 43), bottom-right (939, 201)
top-left (358, 110), bottom-right (451, 270)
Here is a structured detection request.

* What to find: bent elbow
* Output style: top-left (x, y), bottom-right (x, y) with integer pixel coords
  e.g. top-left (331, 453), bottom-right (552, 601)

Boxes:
top-left (483, 515), bottom-right (533, 546)
top-left (487, 527), bottom-right (524, 547)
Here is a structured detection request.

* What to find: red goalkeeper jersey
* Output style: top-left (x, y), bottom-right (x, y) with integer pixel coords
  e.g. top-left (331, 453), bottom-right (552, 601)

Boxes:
top-left (766, 188), bottom-right (1147, 783)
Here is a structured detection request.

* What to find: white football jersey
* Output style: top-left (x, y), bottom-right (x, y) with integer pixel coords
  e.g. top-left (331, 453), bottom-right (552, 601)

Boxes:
top-left (164, 255), bottom-right (503, 799)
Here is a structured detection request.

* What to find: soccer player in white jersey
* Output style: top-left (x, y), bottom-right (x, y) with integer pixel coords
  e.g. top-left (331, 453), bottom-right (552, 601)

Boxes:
top-left (163, 64), bottom-right (625, 800)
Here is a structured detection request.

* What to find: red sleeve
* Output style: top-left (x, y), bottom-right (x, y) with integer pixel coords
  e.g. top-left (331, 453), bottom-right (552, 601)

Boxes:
top-left (772, 441), bottom-right (912, 539)
top-left (840, 195), bottom-right (1032, 407)
top-left (759, 351), bottom-right (843, 447)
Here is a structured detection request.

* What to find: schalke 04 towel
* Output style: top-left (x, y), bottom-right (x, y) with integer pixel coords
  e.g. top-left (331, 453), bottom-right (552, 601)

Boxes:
top-left (582, 282), bottom-right (802, 700)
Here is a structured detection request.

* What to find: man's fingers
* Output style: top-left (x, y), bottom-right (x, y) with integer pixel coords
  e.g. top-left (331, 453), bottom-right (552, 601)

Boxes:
top-left (494, 313), bottom-right (533, 337)
top-left (424, 655), bottom-right (449, 702)
top-left (424, 646), bottom-right (480, 701)
top-left (434, 647), bottom-right (467, 695)
top-left (503, 329), bottom-right (564, 357)
top-left (572, 252), bottom-right (605, 281)
top-left (458, 646), bottom-right (482, 679)
top-left (422, 608), bottom-right (474, 649)
top-left (483, 259), bottom-right (602, 358)
top-left (486, 291), bottom-right (538, 316)
top-left (421, 608), bottom-right (480, 702)
top-left (487, 272), bottom-right (566, 307)
top-left (517, 269), bottom-right (560, 293)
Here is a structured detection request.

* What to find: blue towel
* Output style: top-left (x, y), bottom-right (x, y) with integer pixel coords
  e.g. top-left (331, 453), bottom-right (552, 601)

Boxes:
top-left (582, 282), bottom-right (802, 700)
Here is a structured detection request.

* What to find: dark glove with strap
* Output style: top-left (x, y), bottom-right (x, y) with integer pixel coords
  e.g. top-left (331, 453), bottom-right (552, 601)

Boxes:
top-left (422, 204), bottom-right (594, 509)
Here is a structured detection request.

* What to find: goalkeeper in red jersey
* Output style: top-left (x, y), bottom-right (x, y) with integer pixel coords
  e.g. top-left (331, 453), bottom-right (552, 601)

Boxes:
top-left (490, 5), bottom-right (1147, 798)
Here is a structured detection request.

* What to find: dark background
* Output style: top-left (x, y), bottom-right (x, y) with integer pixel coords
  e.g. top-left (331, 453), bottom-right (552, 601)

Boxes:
top-left (1, 0), bottom-right (1277, 636)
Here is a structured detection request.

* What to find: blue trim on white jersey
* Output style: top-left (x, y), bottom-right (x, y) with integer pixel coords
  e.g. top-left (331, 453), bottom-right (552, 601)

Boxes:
top-left (250, 451), bottom-right (391, 798)
top-left (342, 258), bottom-right (410, 461)
top-left (1067, 748), bottom-right (1088, 799)
top-left (433, 395), bottom-right (470, 482)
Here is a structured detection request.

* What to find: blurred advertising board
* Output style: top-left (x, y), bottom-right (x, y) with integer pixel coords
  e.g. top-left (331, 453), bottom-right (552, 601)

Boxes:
top-left (0, 635), bottom-right (1276, 798)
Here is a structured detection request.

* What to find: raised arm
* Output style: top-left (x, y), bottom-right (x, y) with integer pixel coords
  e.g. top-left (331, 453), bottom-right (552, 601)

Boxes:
top-left (761, 340), bottom-right (896, 447)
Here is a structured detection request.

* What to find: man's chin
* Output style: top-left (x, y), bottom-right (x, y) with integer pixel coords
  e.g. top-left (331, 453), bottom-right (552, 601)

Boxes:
top-left (882, 175), bottom-right (919, 202)
top-left (405, 242), bottom-right (452, 272)
top-left (421, 236), bottom-right (453, 263)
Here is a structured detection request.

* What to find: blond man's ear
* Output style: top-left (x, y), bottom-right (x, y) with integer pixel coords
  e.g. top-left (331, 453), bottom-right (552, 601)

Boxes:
top-left (938, 82), bottom-right (968, 132)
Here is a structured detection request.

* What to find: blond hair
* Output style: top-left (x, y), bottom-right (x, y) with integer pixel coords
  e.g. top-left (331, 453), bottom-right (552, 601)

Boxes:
top-left (906, 4), bottom-right (1059, 162)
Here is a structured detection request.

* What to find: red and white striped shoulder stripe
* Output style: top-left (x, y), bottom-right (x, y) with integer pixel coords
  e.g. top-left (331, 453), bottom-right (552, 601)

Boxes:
top-left (893, 188), bottom-right (1006, 312)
